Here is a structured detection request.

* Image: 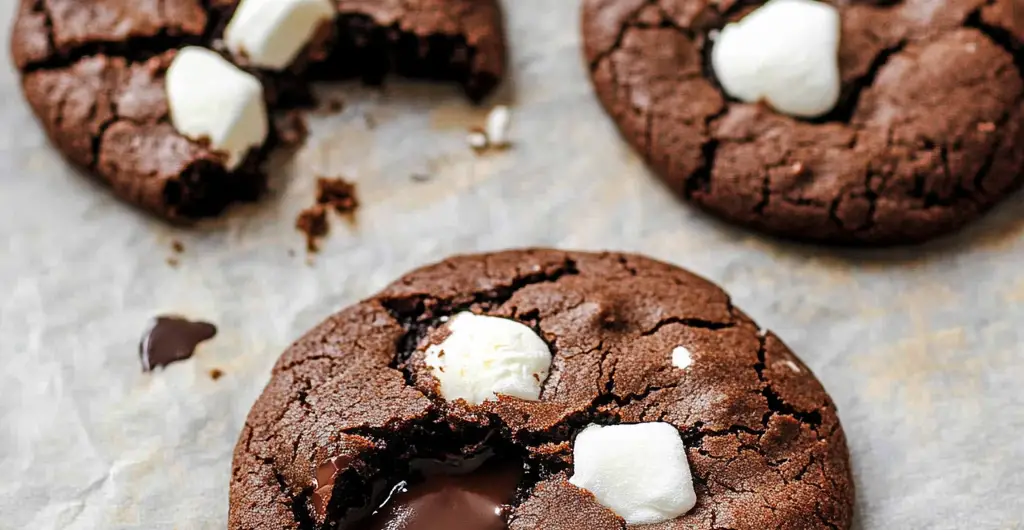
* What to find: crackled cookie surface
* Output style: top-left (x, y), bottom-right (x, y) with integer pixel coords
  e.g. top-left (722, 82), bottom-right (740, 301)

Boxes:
top-left (583, 0), bottom-right (1024, 245)
top-left (228, 250), bottom-right (854, 529)
top-left (12, 0), bottom-right (505, 220)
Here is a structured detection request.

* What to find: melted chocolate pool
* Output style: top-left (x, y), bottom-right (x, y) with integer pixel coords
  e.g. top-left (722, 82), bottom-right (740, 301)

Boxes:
top-left (352, 455), bottom-right (522, 530)
top-left (139, 316), bottom-right (217, 371)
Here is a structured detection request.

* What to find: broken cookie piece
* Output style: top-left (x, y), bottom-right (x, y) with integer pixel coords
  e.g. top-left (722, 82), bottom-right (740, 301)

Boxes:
top-left (13, 0), bottom-right (507, 221)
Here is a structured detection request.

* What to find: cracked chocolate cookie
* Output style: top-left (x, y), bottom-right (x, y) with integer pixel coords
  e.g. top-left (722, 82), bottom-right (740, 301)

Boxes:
top-left (228, 250), bottom-right (854, 529)
top-left (12, 0), bottom-right (505, 221)
top-left (582, 0), bottom-right (1024, 245)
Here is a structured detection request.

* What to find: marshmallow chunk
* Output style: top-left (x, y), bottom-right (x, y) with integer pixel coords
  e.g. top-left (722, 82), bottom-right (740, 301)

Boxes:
top-left (424, 312), bottom-right (552, 405)
top-left (569, 423), bottom-right (696, 525)
top-left (671, 346), bottom-right (693, 370)
top-left (711, 0), bottom-right (841, 118)
top-left (166, 47), bottom-right (268, 170)
top-left (225, 0), bottom-right (335, 70)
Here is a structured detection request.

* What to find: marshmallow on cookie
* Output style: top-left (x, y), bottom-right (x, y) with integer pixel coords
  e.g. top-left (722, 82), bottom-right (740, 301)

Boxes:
top-left (424, 312), bottom-right (552, 405)
top-left (165, 47), bottom-right (269, 170)
top-left (569, 422), bottom-right (697, 525)
top-left (711, 0), bottom-right (842, 118)
top-left (224, 0), bottom-right (335, 70)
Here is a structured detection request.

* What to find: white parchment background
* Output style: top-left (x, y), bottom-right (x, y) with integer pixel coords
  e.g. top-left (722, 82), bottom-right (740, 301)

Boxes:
top-left (1, 1), bottom-right (1022, 528)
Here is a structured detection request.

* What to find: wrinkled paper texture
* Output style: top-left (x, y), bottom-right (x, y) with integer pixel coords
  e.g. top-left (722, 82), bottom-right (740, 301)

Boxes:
top-left (1, 1), bottom-right (1022, 528)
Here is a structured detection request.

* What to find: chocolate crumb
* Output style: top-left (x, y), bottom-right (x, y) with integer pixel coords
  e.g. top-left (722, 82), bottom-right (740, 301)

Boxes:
top-left (171, 240), bottom-right (185, 253)
top-left (296, 205), bottom-right (329, 253)
top-left (326, 98), bottom-right (344, 113)
top-left (276, 111), bottom-right (310, 147)
top-left (209, 368), bottom-right (225, 381)
top-left (316, 177), bottom-right (359, 215)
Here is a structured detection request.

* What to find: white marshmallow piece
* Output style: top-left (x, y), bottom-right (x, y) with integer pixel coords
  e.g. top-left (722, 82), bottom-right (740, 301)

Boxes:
top-left (424, 313), bottom-right (552, 405)
top-left (671, 346), bottom-right (693, 370)
top-left (224, 0), bottom-right (335, 70)
top-left (569, 423), bottom-right (697, 525)
top-left (711, 0), bottom-right (841, 118)
top-left (166, 47), bottom-right (268, 170)
top-left (485, 105), bottom-right (512, 148)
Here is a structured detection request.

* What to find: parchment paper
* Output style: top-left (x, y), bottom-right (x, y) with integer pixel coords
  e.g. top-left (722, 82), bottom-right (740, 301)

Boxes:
top-left (1, 1), bottom-right (1022, 528)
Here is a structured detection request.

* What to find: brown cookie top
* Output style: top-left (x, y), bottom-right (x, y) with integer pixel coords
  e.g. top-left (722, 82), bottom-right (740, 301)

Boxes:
top-left (12, 0), bottom-right (506, 221)
top-left (583, 0), bottom-right (1024, 245)
top-left (228, 250), bottom-right (853, 529)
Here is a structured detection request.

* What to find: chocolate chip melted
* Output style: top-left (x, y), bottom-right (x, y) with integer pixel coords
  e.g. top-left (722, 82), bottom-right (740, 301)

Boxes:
top-left (351, 455), bottom-right (522, 530)
top-left (139, 316), bottom-right (217, 371)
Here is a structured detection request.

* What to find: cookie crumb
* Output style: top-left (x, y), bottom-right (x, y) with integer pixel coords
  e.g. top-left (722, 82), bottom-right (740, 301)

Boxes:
top-left (209, 368), bottom-right (225, 381)
top-left (978, 122), bottom-right (996, 133)
top-left (326, 98), bottom-right (344, 113)
top-left (296, 205), bottom-right (329, 253)
top-left (276, 110), bottom-right (310, 147)
top-left (171, 240), bottom-right (185, 253)
top-left (364, 113), bottom-right (377, 129)
top-left (166, 257), bottom-right (180, 268)
top-left (316, 177), bottom-right (359, 216)
top-left (411, 173), bottom-right (432, 183)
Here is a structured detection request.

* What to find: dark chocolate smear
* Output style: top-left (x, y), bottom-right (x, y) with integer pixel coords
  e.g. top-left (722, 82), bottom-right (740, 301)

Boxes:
top-left (353, 456), bottom-right (522, 530)
top-left (139, 316), bottom-right (217, 371)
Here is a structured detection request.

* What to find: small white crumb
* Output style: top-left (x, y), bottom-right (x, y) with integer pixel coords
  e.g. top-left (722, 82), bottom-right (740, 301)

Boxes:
top-left (671, 346), bottom-right (693, 370)
top-left (467, 129), bottom-right (489, 151)
top-left (484, 105), bottom-right (512, 148)
top-left (783, 360), bottom-right (801, 373)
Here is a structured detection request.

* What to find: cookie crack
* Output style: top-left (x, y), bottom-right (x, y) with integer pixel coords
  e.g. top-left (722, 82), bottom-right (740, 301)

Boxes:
top-left (823, 39), bottom-right (908, 124)
top-left (382, 257), bottom-right (580, 368)
top-left (966, 9), bottom-right (1024, 83)
top-left (641, 316), bottom-right (735, 337)
top-left (21, 35), bottom-right (204, 74)
top-left (754, 335), bottom-right (826, 436)
top-left (586, 1), bottom-right (653, 72)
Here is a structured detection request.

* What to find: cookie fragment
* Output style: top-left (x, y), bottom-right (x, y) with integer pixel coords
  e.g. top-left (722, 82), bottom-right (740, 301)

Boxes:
top-left (13, 0), bottom-right (507, 221)
top-left (316, 177), bottom-right (359, 215)
top-left (295, 204), bottom-right (329, 253)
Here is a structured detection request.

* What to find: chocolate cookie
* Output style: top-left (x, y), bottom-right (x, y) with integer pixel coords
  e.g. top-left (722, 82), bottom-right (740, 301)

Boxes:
top-left (12, 0), bottom-right (506, 221)
top-left (582, 0), bottom-right (1024, 245)
top-left (228, 250), bottom-right (854, 529)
